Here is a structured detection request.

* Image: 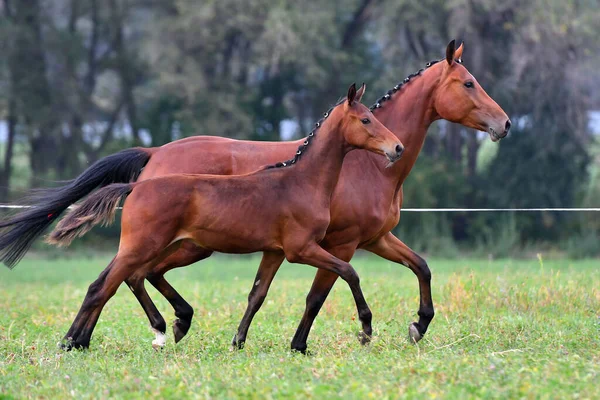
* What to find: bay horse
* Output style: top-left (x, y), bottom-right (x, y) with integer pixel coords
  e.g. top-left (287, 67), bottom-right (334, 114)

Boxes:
top-left (45, 84), bottom-right (404, 350)
top-left (0, 41), bottom-right (511, 352)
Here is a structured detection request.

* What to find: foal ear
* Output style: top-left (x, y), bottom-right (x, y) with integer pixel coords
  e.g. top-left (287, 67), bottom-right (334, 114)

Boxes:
top-left (446, 39), bottom-right (456, 65)
top-left (454, 41), bottom-right (464, 62)
top-left (347, 83), bottom-right (357, 105)
top-left (355, 83), bottom-right (366, 103)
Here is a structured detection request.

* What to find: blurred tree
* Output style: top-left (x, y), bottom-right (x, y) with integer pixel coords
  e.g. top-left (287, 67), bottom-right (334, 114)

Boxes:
top-left (0, 0), bottom-right (16, 202)
top-left (0, 0), bottom-right (598, 249)
top-left (8, 0), bottom-right (60, 184)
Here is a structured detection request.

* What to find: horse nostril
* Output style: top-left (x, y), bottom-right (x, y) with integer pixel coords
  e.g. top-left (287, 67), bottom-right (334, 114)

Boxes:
top-left (505, 119), bottom-right (512, 133)
top-left (395, 144), bottom-right (404, 156)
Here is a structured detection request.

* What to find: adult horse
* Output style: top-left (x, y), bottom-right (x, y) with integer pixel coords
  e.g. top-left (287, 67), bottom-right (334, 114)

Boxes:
top-left (47, 84), bottom-right (403, 350)
top-left (0, 41), bottom-right (510, 352)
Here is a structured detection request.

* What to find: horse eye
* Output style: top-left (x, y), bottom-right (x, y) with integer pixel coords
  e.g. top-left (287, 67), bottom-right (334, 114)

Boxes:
top-left (464, 81), bottom-right (474, 89)
top-left (361, 118), bottom-right (371, 124)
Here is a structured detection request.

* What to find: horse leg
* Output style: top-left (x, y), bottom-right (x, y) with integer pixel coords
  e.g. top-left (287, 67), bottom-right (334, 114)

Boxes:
top-left (145, 242), bottom-right (214, 343)
top-left (290, 243), bottom-right (357, 353)
top-left (231, 250), bottom-right (286, 350)
top-left (125, 271), bottom-right (168, 349)
top-left (147, 275), bottom-right (195, 344)
top-left (61, 258), bottom-right (116, 350)
top-left (363, 232), bottom-right (434, 343)
top-left (286, 242), bottom-right (371, 353)
top-left (290, 270), bottom-right (338, 354)
top-left (61, 252), bottom-right (151, 350)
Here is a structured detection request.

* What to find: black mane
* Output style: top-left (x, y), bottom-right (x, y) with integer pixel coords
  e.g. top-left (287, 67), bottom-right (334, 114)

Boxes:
top-left (369, 59), bottom-right (443, 111)
top-left (266, 98), bottom-right (345, 169)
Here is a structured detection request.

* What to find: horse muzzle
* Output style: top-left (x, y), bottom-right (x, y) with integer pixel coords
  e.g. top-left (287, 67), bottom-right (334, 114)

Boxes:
top-left (488, 119), bottom-right (511, 142)
top-left (385, 144), bottom-right (404, 166)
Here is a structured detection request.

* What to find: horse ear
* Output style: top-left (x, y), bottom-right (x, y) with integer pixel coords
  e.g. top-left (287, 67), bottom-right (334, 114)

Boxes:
top-left (446, 39), bottom-right (456, 65)
top-left (355, 83), bottom-right (366, 103)
top-left (454, 41), bottom-right (464, 62)
top-left (347, 83), bottom-right (357, 105)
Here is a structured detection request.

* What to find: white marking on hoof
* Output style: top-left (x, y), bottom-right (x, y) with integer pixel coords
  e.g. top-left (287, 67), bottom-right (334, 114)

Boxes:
top-left (408, 324), bottom-right (422, 344)
top-left (152, 329), bottom-right (167, 350)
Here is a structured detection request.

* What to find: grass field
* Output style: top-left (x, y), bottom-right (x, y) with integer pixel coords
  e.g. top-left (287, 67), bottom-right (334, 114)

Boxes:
top-left (0, 254), bottom-right (598, 399)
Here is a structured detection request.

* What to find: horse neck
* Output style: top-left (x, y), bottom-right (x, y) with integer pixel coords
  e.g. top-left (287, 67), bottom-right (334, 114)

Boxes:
top-left (288, 114), bottom-right (348, 197)
top-left (372, 64), bottom-right (443, 182)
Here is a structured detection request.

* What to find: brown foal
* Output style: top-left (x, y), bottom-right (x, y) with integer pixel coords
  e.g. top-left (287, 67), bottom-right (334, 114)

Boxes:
top-left (47, 84), bottom-right (404, 350)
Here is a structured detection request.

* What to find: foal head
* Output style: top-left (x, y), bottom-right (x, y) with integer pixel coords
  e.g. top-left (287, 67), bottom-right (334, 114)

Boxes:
top-left (434, 40), bottom-right (511, 142)
top-left (340, 83), bottom-right (404, 164)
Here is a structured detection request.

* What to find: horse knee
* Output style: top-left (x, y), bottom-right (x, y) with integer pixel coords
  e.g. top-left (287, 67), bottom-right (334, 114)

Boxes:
top-left (126, 273), bottom-right (146, 291)
top-left (341, 267), bottom-right (360, 286)
top-left (414, 256), bottom-right (431, 282)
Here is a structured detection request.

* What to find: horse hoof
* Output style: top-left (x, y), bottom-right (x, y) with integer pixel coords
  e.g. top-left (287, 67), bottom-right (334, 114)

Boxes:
top-left (59, 340), bottom-right (73, 352)
top-left (59, 337), bottom-right (88, 351)
top-left (291, 346), bottom-right (311, 356)
top-left (357, 331), bottom-right (371, 345)
top-left (173, 319), bottom-right (190, 344)
top-left (408, 322), bottom-right (423, 344)
top-left (231, 334), bottom-right (245, 350)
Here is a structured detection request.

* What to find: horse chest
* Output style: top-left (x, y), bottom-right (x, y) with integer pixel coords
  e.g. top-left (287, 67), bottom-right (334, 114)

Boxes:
top-left (327, 190), bottom-right (397, 245)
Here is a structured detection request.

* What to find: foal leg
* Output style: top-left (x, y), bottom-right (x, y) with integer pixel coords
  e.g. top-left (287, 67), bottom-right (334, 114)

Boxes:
top-left (123, 242), bottom-right (212, 345)
top-left (125, 271), bottom-right (168, 349)
top-left (147, 275), bottom-right (195, 343)
top-left (231, 250), bottom-right (286, 350)
top-left (287, 242), bottom-right (372, 353)
top-left (147, 243), bottom-right (213, 343)
top-left (363, 232), bottom-right (434, 343)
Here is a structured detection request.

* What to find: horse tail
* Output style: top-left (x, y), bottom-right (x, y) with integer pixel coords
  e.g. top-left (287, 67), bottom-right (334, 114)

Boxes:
top-left (46, 183), bottom-right (134, 248)
top-left (0, 147), bottom-right (151, 269)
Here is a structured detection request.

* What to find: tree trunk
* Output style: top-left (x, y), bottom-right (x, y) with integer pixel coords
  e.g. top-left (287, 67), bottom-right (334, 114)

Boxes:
top-left (11, 0), bottom-right (59, 184)
top-left (110, 0), bottom-right (141, 145)
top-left (0, 101), bottom-right (16, 202)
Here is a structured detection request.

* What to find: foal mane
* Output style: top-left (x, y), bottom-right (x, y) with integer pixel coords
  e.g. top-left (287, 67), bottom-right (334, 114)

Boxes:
top-left (267, 58), bottom-right (457, 170)
top-left (266, 98), bottom-right (346, 169)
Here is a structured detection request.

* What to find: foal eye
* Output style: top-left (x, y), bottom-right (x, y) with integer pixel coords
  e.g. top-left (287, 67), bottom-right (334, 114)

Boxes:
top-left (464, 81), bottom-right (474, 89)
top-left (361, 118), bottom-right (371, 124)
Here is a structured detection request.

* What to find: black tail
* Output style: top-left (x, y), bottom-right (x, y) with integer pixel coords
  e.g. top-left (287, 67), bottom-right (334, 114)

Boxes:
top-left (0, 147), bottom-right (151, 269)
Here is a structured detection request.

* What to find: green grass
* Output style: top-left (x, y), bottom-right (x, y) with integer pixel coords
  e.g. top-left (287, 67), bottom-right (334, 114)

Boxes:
top-left (0, 254), bottom-right (598, 399)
